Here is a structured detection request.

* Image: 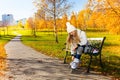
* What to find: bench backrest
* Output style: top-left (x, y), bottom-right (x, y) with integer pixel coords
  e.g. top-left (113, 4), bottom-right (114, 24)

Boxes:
top-left (87, 37), bottom-right (106, 54)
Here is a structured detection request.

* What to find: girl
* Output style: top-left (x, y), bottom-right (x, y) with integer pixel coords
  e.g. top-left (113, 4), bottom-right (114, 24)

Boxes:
top-left (66, 22), bottom-right (87, 69)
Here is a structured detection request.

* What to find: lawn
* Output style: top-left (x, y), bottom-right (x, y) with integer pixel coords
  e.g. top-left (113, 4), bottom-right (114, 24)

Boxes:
top-left (19, 29), bottom-right (120, 79)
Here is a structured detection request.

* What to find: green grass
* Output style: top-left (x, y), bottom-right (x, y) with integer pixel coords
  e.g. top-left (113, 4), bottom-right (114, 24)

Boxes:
top-left (21, 33), bottom-right (67, 59)
top-left (21, 30), bottom-right (120, 79)
top-left (0, 35), bottom-right (16, 43)
top-left (0, 35), bottom-right (15, 58)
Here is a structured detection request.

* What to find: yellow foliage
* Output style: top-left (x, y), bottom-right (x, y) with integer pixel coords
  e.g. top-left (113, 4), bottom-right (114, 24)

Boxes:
top-left (31, 0), bottom-right (120, 34)
top-left (70, 12), bottom-right (77, 27)
top-left (0, 44), bottom-right (6, 58)
top-left (86, 0), bottom-right (120, 34)
top-left (0, 43), bottom-right (7, 77)
top-left (77, 10), bottom-right (85, 29)
top-left (61, 13), bottom-right (68, 30)
top-left (38, 20), bottom-right (47, 29)
top-left (25, 17), bottom-right (34, 29)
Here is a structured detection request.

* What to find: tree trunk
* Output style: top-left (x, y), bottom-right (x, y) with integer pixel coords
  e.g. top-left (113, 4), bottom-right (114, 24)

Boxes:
top-left (54, 23), bottom-right (58, 43)
top-left (53, 0), bottom-right (59, 43)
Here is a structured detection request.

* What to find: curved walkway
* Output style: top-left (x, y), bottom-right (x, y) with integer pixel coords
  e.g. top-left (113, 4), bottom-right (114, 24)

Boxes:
top-left (3, 35), bottom-right (112, 80)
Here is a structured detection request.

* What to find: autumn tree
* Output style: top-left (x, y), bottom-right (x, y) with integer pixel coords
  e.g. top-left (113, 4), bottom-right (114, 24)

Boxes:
top-left (70, 12), bottom-right (77, 28)
top-left (35, 9), bottom-right (47, 30)
top-left (77, 10), bottom-right (88, 30)
top-left (86, 0), bottom-right (120, 34)
top-left (61, 13), bottom-right (68, 31)
top-left (33, 0), bottom-right (71, 43)
top-left (27, 17), bottom-right (36, 37)
top-left (17, 20), bottom-right (24, 29)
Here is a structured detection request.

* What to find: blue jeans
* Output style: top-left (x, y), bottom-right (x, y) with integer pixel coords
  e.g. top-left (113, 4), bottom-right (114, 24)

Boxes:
top-left (71, 46), bottom-right (84, 60)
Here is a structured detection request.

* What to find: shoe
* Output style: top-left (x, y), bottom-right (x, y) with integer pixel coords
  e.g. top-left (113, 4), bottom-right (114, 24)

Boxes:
top-left (70, 69), bottom-right (76, 73)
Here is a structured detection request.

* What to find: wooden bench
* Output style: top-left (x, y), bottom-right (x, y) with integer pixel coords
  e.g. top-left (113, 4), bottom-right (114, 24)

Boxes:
top-left (63, 37), bottom-right (106, 73)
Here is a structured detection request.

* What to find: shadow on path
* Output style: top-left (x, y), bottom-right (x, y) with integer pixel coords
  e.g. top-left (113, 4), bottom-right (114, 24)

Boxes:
top-left (6, 57), bottom-right (111, 80)
top-left (4, 35), bottom-right (112, 80)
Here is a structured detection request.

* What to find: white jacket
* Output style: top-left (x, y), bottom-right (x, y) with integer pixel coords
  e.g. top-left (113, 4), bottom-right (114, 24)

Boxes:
top-left (77, 29), bottom-right (87, 46)
top-left (70, 29), bottom-right (87, 51)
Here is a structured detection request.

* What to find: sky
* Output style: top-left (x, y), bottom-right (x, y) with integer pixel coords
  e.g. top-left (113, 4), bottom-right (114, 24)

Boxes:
top-left (0, 0), bottom-right (88, 21)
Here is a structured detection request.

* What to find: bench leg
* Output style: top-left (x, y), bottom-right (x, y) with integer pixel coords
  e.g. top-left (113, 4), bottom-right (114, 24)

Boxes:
top-left (87, 55), bottom-right (92, 73)
top-left (100, 54), bottom-right (103, 68)
top-left (64, 51), bottom-right (68, 64)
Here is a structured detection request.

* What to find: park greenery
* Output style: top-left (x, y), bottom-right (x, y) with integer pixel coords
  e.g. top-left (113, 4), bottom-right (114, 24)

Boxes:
top-left (0, 0), bottom-right (120, 79)
top-left (20, 29), bottom-right (120, 78)
top-left (1, 28), bottom-right (119, 78)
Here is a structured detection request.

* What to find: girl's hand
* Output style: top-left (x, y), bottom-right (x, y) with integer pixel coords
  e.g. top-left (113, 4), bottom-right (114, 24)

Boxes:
top-left (72, 56), bottom-right (75, 60)
top-left (72, 46), bottom-right (78, 51)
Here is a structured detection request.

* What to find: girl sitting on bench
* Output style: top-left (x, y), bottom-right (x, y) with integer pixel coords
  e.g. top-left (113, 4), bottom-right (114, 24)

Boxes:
top-left (66, 22), bottom-right (88, 69)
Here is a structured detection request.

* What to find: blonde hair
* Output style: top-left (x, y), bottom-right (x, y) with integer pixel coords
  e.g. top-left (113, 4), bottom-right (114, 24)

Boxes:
top-left (66, 30), bottom-right (80, 49)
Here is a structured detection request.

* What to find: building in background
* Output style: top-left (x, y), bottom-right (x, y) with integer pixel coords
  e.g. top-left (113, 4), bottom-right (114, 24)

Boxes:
top-left (0, 21), bottom-right (2, 27)
top-left (2, 14), bottom-right (14, 26)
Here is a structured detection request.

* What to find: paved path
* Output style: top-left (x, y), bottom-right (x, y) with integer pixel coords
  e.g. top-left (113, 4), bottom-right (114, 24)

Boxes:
top-left (3, 35), bottom-right (112, 80)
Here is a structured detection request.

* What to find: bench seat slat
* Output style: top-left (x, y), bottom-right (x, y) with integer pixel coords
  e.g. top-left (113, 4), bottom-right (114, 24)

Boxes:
top-left (87, 38), bottom-right (103, 41)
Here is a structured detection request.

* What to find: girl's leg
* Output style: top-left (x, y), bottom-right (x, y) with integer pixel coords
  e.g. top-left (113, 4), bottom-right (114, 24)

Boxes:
top-left (76, 47), bottom-right (83, 59)
top-left (70, 47), bottom-right (83, 69)
top-left (71, 50), bottom-right (76, 61)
